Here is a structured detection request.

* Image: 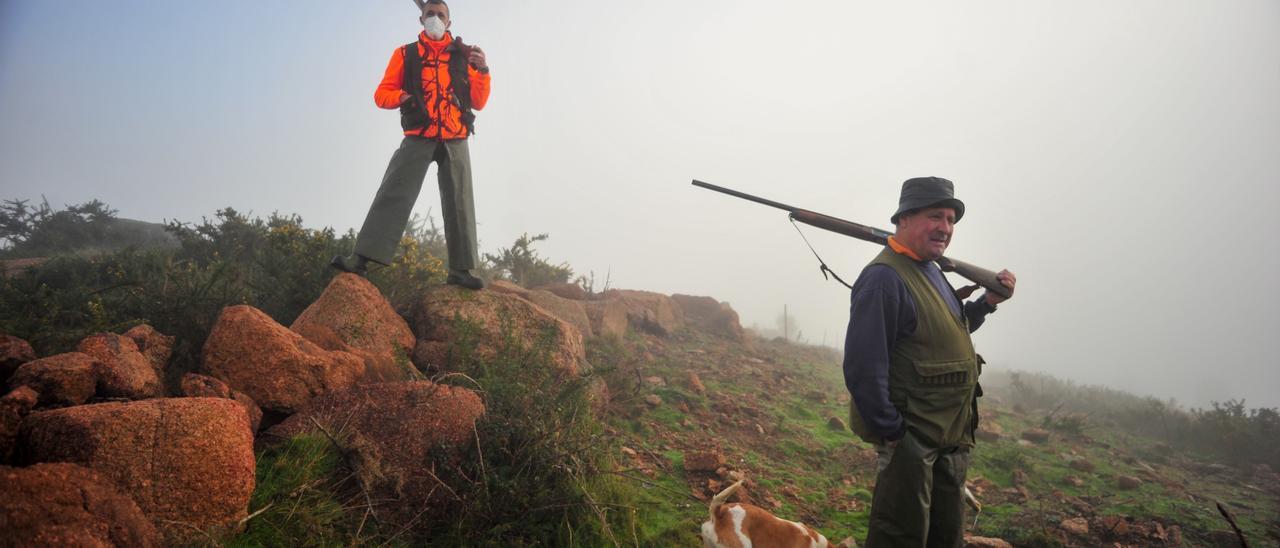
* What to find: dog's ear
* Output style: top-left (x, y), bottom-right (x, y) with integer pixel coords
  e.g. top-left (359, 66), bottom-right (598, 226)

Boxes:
top-left (411, 0), bottom-right (427, 11)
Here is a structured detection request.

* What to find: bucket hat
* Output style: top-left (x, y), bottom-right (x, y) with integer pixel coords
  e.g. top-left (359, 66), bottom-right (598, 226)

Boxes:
top-left (890, 176), bottom-right (965, 224)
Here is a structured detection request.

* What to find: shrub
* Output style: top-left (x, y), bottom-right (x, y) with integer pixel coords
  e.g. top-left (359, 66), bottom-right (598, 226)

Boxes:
top-left (483, 232), bottom-right (573, 288)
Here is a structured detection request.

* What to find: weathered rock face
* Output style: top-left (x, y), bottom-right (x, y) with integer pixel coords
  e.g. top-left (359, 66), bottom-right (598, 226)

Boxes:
top-left (290, 273), bottom-right (418, 383)
top-left (0, 462), bottom-right (159, 547)
top-left (1, 333), bottom-right (37, 383)
top-left (78, 333), bottom-right (163, 400)
top-left (1, 386), bottom-right (39, 463)
top-left (671, 294), bottom-right (744, 341)
top-left (412, 285), bottom-right (585, 376)
top-left (122, 324), bottom-right (174, 378)
top-left (180, 373), bottom-right (264, 433)
top-left (534, 282), bottom-right (589, 301)
top-left (526, 289), bottom-right (593, 338)
top-left (18, 398), bottom-right (255, 543)
top-left (582, 299), bottom-right (629, 339)
top-left (603, 290), bottom-right (685, 337)
top-left (487, 279), bottom-right (530, 298)
top-left (202, 305), bottom-right (365, 415)
top-left (7, 352), bottom-right (98, 407)
top-left (264, 381), bottom-right (484, 528)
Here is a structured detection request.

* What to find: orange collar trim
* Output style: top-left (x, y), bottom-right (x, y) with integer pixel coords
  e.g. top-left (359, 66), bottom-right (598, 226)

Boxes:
top-left (887, 236), bottom-right (924, 261)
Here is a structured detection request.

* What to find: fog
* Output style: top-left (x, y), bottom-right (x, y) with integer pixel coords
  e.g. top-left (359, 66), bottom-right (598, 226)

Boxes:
top-left (2, 0), bottom-right (1277, 408)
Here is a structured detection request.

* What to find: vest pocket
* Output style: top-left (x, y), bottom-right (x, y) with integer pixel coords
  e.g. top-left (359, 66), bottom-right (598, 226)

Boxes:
top-left (905, 358), bottom-right (975, 446)
top-left (912, 358), bottom-right (971, 386)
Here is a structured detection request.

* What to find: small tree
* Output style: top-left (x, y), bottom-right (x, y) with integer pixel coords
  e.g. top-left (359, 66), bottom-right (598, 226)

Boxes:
top-left (483, 233), bottom-right (572, 288)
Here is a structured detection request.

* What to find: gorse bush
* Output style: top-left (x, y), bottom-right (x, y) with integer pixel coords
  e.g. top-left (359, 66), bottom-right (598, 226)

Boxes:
top-left (426, 313), bottom-right (638, 546)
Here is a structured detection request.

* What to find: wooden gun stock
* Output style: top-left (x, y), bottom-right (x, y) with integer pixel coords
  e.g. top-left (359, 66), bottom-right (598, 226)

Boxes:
top-left (693, 179), bottom-right (1012, 299)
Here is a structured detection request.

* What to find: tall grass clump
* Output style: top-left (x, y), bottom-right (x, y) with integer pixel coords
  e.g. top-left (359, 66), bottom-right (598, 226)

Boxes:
top-left (428, 315), bottom-right (640, 546)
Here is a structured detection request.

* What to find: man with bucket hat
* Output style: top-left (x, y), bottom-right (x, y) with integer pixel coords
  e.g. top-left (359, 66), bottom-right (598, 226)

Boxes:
top-left (842, 176), bottom-right (1016, 546)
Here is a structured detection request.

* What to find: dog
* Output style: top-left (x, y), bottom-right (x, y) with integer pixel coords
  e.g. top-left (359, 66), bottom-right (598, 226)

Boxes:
top-left (701, 479), bottom-right (829, 548)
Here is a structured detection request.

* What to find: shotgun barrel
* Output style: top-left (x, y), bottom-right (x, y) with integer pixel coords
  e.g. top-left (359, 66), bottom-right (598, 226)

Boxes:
top-left (691, 179), bottom-right (1011, 299)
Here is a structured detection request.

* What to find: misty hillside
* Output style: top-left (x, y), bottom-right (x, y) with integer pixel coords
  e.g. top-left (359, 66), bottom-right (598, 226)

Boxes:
top-left (1, 202), bottom-right (1277, 546)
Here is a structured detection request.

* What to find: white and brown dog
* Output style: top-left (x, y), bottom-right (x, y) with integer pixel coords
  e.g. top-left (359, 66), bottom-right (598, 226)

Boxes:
top-left (700, 479), bottom-right (829, 548)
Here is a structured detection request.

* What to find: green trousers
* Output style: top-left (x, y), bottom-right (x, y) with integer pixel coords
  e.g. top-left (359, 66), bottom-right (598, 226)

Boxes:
top-left (354, 136), bottom-right (478, 270)
top-left (866, 431), bottom-right (971, 548)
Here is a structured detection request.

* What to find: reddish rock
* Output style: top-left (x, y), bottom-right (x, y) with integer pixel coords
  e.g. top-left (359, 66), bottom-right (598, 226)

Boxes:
top-left (687, 372), bottom-right (706, 395)
top-left (1100, 516), bottom-right (1130, 536)
top-left (1, 333), bottom-right (37, 383)
top-left (202, 305), bottom-right (365, 414)
top-left (603, 290), bottom-right (685, 336)
top-left (1, 386), bottom-right (39, 463)
top-left (671, 294), bottom-right (744, 341)
top-left (0, 462), bottom-right (159, 547)
top-left (1021, 428), bottom-right (1051, 444)
top-left (122, 324), bottom-right (174, 377)
top-left (7, 352), bottom-right (98, 407)
top-left (1060, 517), bottom-right (1089, 536)
top-left (18, 398), bottom-right (255, 543)
top-left (645, 394), bottom-right (663, 407)
top-left (264, 381), bottom-right (483, 528)
top-left (180, 373), bottom-right (263, 433)
top-left (1062, 475), bottom-right (1085, 487)
top-left (827, 416), bottom-right (847, 431)
top-left (412, 285), bottom-right (585, 376)
top-left (78, 333), bottom-right (163, 400)
top-left (534, 282), bottom-right (589, 301)
top-left (963, 535), bottom-right (1013, 548)
top-left (290, 273), bottom-right (418, 383)
top-left (526, 289), bottom-right (594, 338)
top-left (1117, 475), bottom-right (1143, 490)
top-left (582, 299), bottom-right (629, 338)
top-left (684, 450), bottom-right (725, 473)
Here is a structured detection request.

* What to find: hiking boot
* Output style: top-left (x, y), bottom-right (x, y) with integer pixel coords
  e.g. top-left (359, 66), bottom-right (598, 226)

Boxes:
top-left (446, 269), bottom-right (485, 290)
top-left (329, 254), bottom-right (368, 277)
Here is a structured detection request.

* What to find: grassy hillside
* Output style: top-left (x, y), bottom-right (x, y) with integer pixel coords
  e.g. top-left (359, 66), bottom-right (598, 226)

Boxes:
top-left (589, 328), bottom-right (1280, 546)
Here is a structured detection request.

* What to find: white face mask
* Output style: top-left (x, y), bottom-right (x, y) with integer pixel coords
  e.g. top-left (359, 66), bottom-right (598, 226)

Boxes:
top-left (423, 16), bottom-right (447, 40)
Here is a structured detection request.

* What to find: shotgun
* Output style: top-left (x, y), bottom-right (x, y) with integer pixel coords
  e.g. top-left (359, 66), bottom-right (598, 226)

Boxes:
top-left (692, 179), bottom-right (1012, 299)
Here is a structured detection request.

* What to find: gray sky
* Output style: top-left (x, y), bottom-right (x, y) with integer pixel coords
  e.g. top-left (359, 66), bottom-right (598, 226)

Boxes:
top-left (2, 1), bottom-right (1278, 409)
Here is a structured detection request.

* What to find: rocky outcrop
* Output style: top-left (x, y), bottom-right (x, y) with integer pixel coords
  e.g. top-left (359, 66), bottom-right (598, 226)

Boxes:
top-left (671, 294), bottom-right (744, 341)
top-left (525, 289), bottom-right (593, 338)
top-left (1, 386), bottom-right (39, 463)
top-left (264, 381), bottom-right (483, 528)
top-left (122, 324), bottom-right (174, 378)
top-left (534, 282), bottom-right (589, 301)
top-left (582, 299), bottom-right (629, 339)
top-left (412, 285), bottom-right (585, 376)
top-left (7, 352), bottom-right (98, 407)
top-left (290, 273), bottom-right (418, 383)
top-left (603, 290), bottom-right (685, 336)
top-left (18, 397), bottom-right (255, 543)
top-left (180, 373), bottom-right (263, 433)
top-left (78, 333), bottom-right (163, 400)
top-left (202, 305), bottom-right (365, 415)
top-left (0, 462), bottom-right (159, 547)
top-left (1, 333), bottom-right (37, 384)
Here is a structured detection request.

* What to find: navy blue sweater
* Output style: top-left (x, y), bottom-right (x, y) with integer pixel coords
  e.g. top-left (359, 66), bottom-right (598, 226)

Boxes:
top-left (841, 260), bottom-right (995, 441)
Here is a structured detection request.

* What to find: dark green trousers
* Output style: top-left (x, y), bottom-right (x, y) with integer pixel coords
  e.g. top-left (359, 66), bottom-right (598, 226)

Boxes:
top-left (866, 431), bottom-right (971, 548)
top-left (354, 136), bottom-right (478, 270)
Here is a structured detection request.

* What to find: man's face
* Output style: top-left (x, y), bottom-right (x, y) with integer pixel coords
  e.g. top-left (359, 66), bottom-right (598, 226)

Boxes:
top-left (420, 4), bottom-right (451, 28)
top-left (895, 206), bottom-right (956, 261)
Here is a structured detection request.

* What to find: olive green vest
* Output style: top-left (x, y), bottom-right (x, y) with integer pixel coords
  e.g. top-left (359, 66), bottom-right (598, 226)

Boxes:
top-left (849, 247), bottom-right (980, 448)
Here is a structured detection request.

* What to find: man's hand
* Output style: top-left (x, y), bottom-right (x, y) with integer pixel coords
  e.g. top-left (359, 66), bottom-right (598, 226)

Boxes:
top-left (983, 269), bottom-right (1016, 306)
top-left (399, 93), bottom-right (413, 106)
top-left (468, 46), bottom-right (487, 71)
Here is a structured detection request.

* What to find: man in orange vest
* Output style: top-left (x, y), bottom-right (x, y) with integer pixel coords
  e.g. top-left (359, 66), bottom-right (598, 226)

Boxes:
top-left (332, 0), bottom-right (492, 289)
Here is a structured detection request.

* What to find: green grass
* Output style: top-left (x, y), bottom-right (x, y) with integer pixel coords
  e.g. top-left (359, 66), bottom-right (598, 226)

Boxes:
top-left (230, 434), bottom-right (378, 547)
